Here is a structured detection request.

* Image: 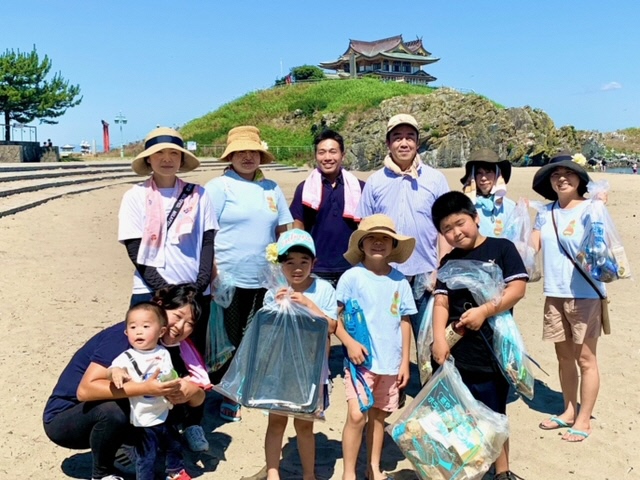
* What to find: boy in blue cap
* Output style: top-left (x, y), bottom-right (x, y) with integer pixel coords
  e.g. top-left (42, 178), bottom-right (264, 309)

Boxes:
top-left (262, 229), bottom-right (337, 480)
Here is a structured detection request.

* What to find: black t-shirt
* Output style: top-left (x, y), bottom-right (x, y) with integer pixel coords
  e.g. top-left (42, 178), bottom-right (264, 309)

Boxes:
top-left (435, 237), bottom-right (528, 375)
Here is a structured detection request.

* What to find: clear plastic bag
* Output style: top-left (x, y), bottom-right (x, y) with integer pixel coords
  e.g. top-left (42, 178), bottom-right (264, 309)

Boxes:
top-left (205, 301), bottom-right (235, 373)
top-left (211, 269), bottom-right (236, 308)
top-left (388, 358), bottom-right (509, 480)
top-left (577, 181), bottom-right (632, 282)
top-left (213, 294), bottom-right (329, 421)
top-left (416, 295), bottom-right (436, 385)
top-left (437, 260), bottom-right (535, 399)
top-left (501, 198), bottom-right (541, 282)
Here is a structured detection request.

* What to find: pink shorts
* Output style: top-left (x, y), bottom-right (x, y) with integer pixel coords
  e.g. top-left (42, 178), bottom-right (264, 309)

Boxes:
top-left (344, 367), bottom-right (400, 412)
top-left (543, 297), bottom-right (602, 344)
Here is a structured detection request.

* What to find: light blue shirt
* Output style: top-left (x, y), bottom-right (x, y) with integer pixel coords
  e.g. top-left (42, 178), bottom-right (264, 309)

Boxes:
top-left (264, 277), bottom-right (338, 320)
top-left (205, 170), bottom-right (293, 288)
top-left (534, 199), bottom-right (605, 298)
top-left (476, 195), bottom-right (516, 238)
top-left (336, 264), bottom-right (417, 375)
top-left (357, 162), bottom-right (450, 276)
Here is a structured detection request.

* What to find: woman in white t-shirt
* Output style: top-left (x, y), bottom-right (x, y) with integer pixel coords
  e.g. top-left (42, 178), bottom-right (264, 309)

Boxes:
top-left (205, 126), bottom-right (293, 422)
top-left (118, 127), bottom-right (218, 357)
top-left (531, 152), bottom-right (604, 443)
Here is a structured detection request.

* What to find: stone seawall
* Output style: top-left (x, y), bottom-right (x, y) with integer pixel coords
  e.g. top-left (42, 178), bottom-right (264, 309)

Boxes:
top-left (0, 141), bottom-right (59, 163)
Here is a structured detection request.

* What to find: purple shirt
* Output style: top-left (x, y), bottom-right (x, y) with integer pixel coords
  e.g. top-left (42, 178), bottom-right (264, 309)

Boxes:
top-left (290, 170), bottom-right (365, 273)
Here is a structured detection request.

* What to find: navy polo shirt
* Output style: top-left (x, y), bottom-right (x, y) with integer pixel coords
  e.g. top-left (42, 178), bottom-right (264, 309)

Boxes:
top-left (290, 171), bottom-right (365, 273)
top-left (43, 321), bottom-right (129, 423)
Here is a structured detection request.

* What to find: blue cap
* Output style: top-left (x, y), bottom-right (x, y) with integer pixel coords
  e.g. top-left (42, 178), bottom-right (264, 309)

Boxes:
top-left (277, 229), bottom-right (316, 257)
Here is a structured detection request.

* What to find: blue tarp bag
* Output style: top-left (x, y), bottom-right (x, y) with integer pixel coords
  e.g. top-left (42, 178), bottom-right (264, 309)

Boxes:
top-left (342, 299), bottom-right (374, 412)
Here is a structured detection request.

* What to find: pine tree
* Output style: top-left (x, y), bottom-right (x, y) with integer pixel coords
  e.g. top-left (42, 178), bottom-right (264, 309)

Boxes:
top-left (0, 46), bottom-right (82, 141)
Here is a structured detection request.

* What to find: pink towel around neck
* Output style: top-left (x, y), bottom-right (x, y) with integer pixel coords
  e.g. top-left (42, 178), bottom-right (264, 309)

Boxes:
top-left (301, 168), bottom-right (362, 220)
top-left (137, 177), bottom-right (200, 268)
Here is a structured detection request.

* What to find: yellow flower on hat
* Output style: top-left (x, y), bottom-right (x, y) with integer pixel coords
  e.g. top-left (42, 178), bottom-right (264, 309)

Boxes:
top-left (265, 243), bottom-right (279, 264)
top-left (572, 153), bottom-right (587, 167)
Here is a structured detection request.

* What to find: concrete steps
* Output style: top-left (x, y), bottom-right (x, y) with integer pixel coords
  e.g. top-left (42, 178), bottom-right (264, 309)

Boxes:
top-left (0, 160), bottom-right (305, 218)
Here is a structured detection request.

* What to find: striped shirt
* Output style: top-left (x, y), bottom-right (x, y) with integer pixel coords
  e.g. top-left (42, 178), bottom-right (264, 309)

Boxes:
top-left (357, 161), bottom-right (450, 276)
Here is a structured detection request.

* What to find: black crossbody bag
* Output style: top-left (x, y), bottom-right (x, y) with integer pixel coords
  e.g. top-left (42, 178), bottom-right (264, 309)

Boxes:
top-left (166, 183), bottom-right (195, 230)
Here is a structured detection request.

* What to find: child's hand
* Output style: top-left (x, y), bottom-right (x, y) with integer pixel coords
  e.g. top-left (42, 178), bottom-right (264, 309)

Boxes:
top-left (458, 306), bottom-right (488, 331)
top-left (346, 340), bottom-right (369, 365)
top-left (109, 367), bottom-right (131, 389)
top-left (396, 362), bottom-right (410, 389)
top-left (288, 291), bottom-right (311, 309)
top-left (274, 287), bottom-right (294, 303)
top-left (432, 338), bottom-right (450, 365)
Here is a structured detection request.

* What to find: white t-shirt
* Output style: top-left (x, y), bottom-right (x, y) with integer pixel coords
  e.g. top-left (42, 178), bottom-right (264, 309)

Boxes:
top-left (534, 199), bottom-right (605, 298)
top-left (204, 170), bottom-right (293, 289)
top-left (110, 346), bottom-right (174, 427)
top-left (336, 264), bottom-right (417, 375)
top-left (118, 183), bottom-right (218, 294)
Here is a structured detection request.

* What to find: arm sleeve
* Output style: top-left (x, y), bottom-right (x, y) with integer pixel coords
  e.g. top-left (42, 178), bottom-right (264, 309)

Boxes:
top-left (124, 238), bottom-right (170, 292)
top-left (276, 186), bottom-right (294, 226)
top-left (195, 229), bottom-right (215, 293)
top-left (356, 181), bottom-right (374, 218)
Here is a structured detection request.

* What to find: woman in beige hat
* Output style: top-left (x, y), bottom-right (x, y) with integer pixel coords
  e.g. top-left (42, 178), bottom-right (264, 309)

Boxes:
top-left (118, 126), bottom-right (218, 385)
top-left (204, 126), bottom-right (293, 422)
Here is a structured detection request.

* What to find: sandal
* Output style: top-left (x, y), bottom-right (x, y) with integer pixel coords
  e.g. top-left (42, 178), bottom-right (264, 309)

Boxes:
top-left (538, 416), bottom-right (573, 430)
top-left (220, 401), bottom-right (242, 422)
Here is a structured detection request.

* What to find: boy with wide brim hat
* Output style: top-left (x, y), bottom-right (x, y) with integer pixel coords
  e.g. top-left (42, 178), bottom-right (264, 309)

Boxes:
top-left (532, 152), bottom-right (591, 200)
top-left (219, 126), bottom-right (274, 164)
top-left (343, 214), bottom-right (416, 265)
top-left (131, 127), bottom-right (200, 175)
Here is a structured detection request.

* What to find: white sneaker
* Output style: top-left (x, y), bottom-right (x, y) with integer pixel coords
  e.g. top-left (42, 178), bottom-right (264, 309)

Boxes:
top-left (92, 476), bottom-right (124, 480)
top-left (183, 425), bottom-right (209, 452)
top-left (113, 444), bottom-right (137, 474)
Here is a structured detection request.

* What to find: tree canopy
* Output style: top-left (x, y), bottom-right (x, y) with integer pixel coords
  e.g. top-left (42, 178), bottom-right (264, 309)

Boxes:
top-left (0, 47), bottom-right (82, 141)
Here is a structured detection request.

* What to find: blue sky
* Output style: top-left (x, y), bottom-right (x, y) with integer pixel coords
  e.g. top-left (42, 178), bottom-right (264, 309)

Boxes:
top-left (2, 0), bottom-right (638, 149)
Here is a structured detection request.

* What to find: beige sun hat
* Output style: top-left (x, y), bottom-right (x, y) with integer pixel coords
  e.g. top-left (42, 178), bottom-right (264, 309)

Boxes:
top-left (343, 214), bottom-right (416, 265)
top-left (386, 114), bottom-right (420, 135)
top-left (219, 126), bottom-right (275, 164)
top-left (131, 127), bottom-right (200, 176)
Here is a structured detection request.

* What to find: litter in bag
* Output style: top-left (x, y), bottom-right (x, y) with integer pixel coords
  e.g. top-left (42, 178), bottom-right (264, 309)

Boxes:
top-left (205, 300), bottom-right (235, 373)
top-left (342, 299), bottom-right (374, 412)
top-left (211, 269), bottom-right (236, 308)
top-left (416, 295), bottom-right (436, 385)
top-left (437, 260), bottom-right (536, 399)
top-left (213, 296), bottom-right (328, 420)
top-left (501, 198), bottom-right (541, 282)
top-left (577, 182), bottom-right (632, 282)
top-left (388, 358), bottom-right (509, 480)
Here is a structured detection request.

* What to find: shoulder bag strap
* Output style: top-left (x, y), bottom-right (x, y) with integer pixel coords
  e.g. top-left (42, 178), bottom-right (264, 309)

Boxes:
top-left (166, 183), bottom-right (195, 231)
top-left (124, 351), bottom-right (144, 377)
top-left (551, 201), bottom-right (605, 299)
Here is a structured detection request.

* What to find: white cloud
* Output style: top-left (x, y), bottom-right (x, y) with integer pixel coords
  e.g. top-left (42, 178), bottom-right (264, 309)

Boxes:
top-left (601, 81), bottom-right (622, 91)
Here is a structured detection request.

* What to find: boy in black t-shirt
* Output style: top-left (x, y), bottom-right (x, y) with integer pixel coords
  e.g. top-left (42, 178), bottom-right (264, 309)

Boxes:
top-left (430, 191), bottom-right (528, 480)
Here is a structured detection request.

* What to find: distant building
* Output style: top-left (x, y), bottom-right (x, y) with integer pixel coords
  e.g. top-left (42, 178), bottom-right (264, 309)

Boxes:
top-left (319, 35), bottom-right (439, 85)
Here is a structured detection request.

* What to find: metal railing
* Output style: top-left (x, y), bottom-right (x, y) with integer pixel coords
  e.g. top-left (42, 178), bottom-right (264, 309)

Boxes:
top-left (0, 124), bottom-right (38, 142)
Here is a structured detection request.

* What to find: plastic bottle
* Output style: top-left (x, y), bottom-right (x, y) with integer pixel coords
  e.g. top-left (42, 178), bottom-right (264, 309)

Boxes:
top-left (444, 322), bottom-right (466, 347)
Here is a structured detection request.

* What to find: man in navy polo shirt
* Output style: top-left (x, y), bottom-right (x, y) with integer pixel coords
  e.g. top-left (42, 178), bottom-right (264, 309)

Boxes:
top-left (290, 129), bottom-right (364, 287)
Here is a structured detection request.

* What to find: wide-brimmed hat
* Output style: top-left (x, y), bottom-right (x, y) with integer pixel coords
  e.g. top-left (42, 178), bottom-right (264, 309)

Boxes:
top-left (460, 148), bottom-right (512, 184)
top-left (219, 126), bottom-right (274, 164)
top-left (532, 151), bottom-right (591, 200)
top-left (343, 214), bottom-right (415, 265)
top-left (387, 114), bottom-right (420, 136)
top-left (131, 127), bottom-right (200, 176)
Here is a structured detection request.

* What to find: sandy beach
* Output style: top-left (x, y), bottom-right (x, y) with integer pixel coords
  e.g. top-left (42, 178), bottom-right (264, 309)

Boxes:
top-left (1, 163), bottom-right (638, 480)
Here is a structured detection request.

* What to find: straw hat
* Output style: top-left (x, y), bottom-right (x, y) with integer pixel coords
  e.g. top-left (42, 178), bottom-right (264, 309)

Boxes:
top-left (532, 151), bottom-right (591, 200)
top-left (220, 126), bottom-right (274, 164)
top-left (343, 214), bottom-right (415, 265)
top-left (460, 148), bottom-right (512, 184)
top-left (131, 127), bottom-right (200, 176)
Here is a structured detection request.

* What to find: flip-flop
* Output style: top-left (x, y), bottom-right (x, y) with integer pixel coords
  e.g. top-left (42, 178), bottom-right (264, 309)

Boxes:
top-left (539, 416), bottom-right (573, 430)
top-left (563, 428), bottom-right (590, 442)
top-left (220, 402), bottom-right (242, 422)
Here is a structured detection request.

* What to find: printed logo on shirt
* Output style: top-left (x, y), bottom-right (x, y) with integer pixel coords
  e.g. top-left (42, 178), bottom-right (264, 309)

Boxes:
top-left (563, 220), bottom-right (576, 237)
top-left (265, 193), bottom-right (278, 213)
top-left (390, 290), bottom-right (400, 316)
top-left (493, 218), bottom-right (504, 237)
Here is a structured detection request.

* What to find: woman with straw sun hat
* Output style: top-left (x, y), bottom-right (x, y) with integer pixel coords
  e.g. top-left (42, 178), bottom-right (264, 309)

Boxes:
top-left (204, 126), bottom-right (293, 422)
top-left (118, 126), bottom-right (218, 359)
